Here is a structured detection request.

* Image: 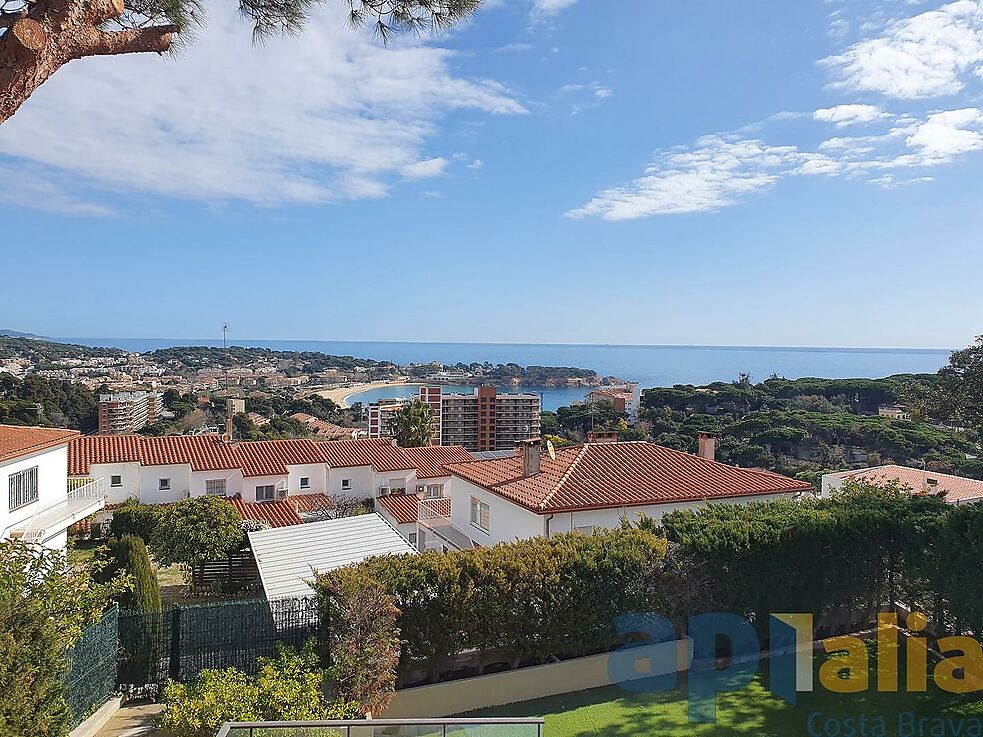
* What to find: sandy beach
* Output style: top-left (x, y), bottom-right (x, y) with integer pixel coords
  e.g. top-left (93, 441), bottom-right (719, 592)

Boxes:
top-left (312, 380), bottom-right (419, 407)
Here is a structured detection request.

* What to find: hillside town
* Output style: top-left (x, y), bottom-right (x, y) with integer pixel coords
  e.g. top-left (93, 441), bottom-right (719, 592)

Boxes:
top-left (5, 0), bottom-right (983, 735)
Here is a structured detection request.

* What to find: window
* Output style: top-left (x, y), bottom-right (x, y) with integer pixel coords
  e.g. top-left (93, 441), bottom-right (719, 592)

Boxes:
top-left (110, 475), bottom-right (122, 488)
top-left (341, 479), bottom-right (351, 490)
top-left (206, 479), bottom-right (227, 497)
top-left (300, 477), bottom-right (310, 490)
top-left (256, 485), bottom-right (275, 502)
top-left (159, 478), bottom-right (171, 491)
top-left (470, 496), bottom-right (490, 532)
top-left (408, 532), bottom-right (418, 545)
top-left (9, 466), bottom-right (38, 510)
top-left (425, 484), bottom-right (442, 499)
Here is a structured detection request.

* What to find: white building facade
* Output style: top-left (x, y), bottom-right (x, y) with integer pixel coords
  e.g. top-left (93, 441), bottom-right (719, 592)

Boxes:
top-left (2, 425), bottom-right (104, 551)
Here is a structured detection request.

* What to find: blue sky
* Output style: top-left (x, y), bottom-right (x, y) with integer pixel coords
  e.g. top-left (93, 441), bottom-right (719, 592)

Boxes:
top-left (3, 0), bottom-right (982, 349)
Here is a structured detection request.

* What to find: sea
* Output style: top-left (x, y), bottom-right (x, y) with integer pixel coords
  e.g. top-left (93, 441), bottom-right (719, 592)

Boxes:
top-left (62, 338), bottom-right (953, 413)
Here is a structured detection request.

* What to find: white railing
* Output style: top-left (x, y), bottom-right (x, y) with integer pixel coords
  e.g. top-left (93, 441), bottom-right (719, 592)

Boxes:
top-left (13, 477), bottom-right (106, 544)
top-left (418, 497), bottom-right (474, 551)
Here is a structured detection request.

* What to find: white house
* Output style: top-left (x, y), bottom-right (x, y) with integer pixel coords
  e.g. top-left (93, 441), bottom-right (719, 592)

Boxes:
top-left (821, 465), bottom-right (983, 505)
top-left (68, 434), bottom-right (423, 508)
top-left (1, 424), bottom-right (105, 550)
top-left (375, 445), bottom-right (473, 546)
top-left (423, 440), bottom-right (813, 549)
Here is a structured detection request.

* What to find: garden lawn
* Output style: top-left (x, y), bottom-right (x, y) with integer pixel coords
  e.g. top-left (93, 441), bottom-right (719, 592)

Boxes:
top-left (466, 666), bottom-right (983, 737)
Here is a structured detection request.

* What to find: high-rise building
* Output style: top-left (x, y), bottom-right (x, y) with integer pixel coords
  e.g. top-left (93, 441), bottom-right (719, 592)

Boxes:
top-left (368, 386), bottom-right (540, 452)
top-left (97, 391), bottom-right (162, 435)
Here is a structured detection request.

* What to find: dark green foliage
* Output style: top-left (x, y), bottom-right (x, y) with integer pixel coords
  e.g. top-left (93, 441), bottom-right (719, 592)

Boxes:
top-left (101, 536), bottom-right (162, 687)
top-left (0, 541), bottom-right (126, 737)
top-left (0, 372), bottom-right (99, 431)
top-left (150, 496), bottom-right (244, 569)
top-left (318, 529), bottom-right (676, 685)
top-left (662, 481), bottom-right (980, 635)
top-left (939, 334), bottom-right (983, 431)
top-left (105, 536), bottom-right (162, 612)
top-left (388, 398), bottom-right (437, 448)
top-left (556, 400), bottom-right (624, 435)
top-left (110, 499), bottom-right (165, 543)
top-left (632, 370), bottom-right (977, 478)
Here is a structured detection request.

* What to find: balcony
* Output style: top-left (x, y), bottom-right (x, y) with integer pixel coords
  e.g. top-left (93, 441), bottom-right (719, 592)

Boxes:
top-left (10, 477), bottom-right (106, 544)
top-left (418, 498), bottom-right (474, 552)
top-left (217, 719), bottom-right (545, 737)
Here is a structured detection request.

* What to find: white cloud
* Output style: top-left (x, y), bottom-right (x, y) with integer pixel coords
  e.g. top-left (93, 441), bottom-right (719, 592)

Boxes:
top-left (0, 7), bottom-right (525, 209)
top-left (467, 159), bottom-right (484, 170)
top-left (401, 157), bottom-right (449, 180)
top-left (531, 0), bottom-right (579, 18)
top-left (822, 0), bottom-right (983, 99)
top-left (567, 136), bottom-right (805, 221)
top-left (569, 107), bottom-right (983, 220)
top-left (904, 107), bottom-right (983, 159)
top-left (594, 87), bottom-right (614, 99)
top-left (494, 42), bottom-right (534, 53)
top-left (813, 104), bottom-right (891, 127)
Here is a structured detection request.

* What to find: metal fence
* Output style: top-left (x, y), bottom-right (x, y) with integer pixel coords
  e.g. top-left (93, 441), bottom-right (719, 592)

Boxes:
top-left (64, 605), bottom-right (120, 729)
top-left (118, 597), bottom-right (321, 687)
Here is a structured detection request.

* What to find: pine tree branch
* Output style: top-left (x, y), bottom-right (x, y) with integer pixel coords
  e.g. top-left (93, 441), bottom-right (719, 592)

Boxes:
top-left (81, 23), bottom-right (179, 55)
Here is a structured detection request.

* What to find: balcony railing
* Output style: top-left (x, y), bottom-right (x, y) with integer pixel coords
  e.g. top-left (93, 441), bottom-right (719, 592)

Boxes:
top-left (216, 718), bottom-right (545, 737)
top-left (12, 477), bottom-right (106, 543)
top-left (418, 498), bottom-right (474, 552)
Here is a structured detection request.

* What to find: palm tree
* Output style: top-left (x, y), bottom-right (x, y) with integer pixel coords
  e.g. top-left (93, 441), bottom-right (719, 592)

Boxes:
top-left (389, 398), bottom-right (437, 448)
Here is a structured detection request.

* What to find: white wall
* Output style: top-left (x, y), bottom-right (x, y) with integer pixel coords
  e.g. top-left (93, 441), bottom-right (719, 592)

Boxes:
top-left (1, 445), bottom-right (70, 543)
top-left (327, 465), bottom-right (375, 499)
top-left (139, 464), bottom-right (191, 505)
top-left (448, 474), bottom-right (796, 545)
top-left (90, 462), bottom-right (141, 504)
top-left (448, 477), bottom-right (544, 546)
top-left (549, 492), bottom-right (795, 534)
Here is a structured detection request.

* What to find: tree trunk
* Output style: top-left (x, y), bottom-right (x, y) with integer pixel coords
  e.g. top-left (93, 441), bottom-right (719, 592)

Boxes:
top-left (0, 0), bottom-right (177, 123)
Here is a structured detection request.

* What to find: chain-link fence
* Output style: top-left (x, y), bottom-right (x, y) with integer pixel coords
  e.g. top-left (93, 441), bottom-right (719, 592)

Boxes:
top-left (118, 597), bottom-right (321, 687)
top-left (64, 605), bottom-right (120, 729)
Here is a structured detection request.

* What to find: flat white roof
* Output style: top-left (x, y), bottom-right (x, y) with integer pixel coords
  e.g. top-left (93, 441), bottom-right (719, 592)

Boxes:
top-left (248, 513), bottom-right (417, 600)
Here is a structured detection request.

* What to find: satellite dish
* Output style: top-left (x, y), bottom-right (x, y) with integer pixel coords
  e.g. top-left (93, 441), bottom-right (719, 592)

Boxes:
top-left (546, 439), bottom-right (557, 461)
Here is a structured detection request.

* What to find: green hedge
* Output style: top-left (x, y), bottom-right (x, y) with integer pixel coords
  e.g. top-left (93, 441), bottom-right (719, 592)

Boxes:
top-left (662, 482), bottom-right (983, 635)
top-left (318, 529), bottom-right (677, 685)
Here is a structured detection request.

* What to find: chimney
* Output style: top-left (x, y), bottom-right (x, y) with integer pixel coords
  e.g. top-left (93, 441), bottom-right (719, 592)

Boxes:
top-left (697, 432), bottom-right (717, 461)
top-left (224, 398), bottom-right (235, 441)
top-left (522, 438), bottom-right (542, 477)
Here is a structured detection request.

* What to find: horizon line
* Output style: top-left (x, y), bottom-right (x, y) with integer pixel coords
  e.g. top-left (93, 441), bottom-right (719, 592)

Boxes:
top-left (53, 335), bottom-right (956, 354)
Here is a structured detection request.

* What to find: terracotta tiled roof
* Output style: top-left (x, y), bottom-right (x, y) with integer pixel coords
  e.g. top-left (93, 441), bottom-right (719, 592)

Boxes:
top-left (289, 492), bottom-right (335, 515)
top-left (0, 425), bottom-right (78, 464)
top-left (289, 413), bottom-right (361, 441)
top-left (445, 441), bottom-right (813, 514)
top-left (377, 494), bottom-right (450, 524)
top-left (843, 465), bottom-right (983, 504)
top-left (68, 435), bottom-right (415, 477)
top-left (228, 497), bottom-right (303, 528)
top-left (402, 445), bottom-right (474, 480)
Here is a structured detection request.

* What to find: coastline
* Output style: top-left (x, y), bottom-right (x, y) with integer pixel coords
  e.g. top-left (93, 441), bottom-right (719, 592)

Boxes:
top-left (312, 380), bottom-right (421, 407)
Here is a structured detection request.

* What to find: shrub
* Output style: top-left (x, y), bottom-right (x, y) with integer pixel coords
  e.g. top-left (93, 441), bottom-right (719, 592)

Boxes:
top-left (109, 499), bottom-right (164, 543)
top-left (102, 535), bottom-right (162, 612)
top-left (156, 641), bottom-right (359, 737)
top-left (101, 535), bottom-right (163, 687)
top-left (150, 496), bottom-right (244, 570)
top-left (318, 528), bottom-right (673, 685)
top-left (319, 569), bottom-right (401, 716)
top-left (661, 480), bottom-right (952, 631)
top-left (0, 541), bottom-right (126, 735)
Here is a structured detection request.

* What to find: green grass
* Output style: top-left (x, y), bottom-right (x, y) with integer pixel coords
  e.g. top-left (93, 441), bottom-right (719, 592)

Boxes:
top-left (466, 664), bottom-right (983, 737)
